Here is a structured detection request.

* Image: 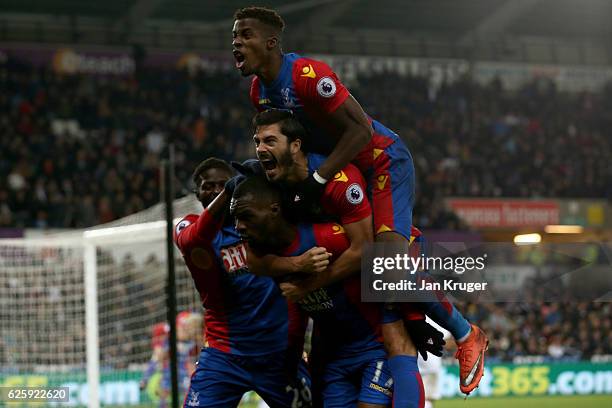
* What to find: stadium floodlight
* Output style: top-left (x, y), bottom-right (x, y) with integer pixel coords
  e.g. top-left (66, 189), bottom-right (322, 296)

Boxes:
top-left (513, 233), bottom-right (542, 245)
top-left (544, 225), bottom-right (584, 234)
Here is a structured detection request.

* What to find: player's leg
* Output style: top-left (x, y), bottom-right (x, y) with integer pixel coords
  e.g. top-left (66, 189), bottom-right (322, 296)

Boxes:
top-left (358, 353), bottom-right (403, 408)
top-left (372, 139), bottom-right (488, 394)
top-left (372, 141), bottom-right (472, 340)
top-left (370, 141), bottom-right (423, 405)
top-left (252, 350), bottom-right (312, 408)
top-left (378, 307), bottom-right (422, 407)
top-left (184, 347), bottom-right (250, 408)
top-left (319, 355), bottom-right (360, 408)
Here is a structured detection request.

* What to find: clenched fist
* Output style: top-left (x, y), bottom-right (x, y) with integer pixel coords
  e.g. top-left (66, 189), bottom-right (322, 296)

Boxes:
top-left (296, 246), bottom-right (332, 274)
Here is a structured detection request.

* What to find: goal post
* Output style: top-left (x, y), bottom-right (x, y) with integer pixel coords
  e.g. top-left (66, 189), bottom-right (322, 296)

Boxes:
top-left (0, 196), bottom-right (202, 407)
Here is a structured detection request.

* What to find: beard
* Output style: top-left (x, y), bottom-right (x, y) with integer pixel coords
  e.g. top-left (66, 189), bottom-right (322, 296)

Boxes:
top-left (275, 148), bottom-right (295, 185)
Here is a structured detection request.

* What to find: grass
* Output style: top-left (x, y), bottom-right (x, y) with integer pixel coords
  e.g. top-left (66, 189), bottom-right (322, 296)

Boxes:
top-left (437, 395), bottom-right (612, 408)
top-left (44, 394), bottom-right (612, 407)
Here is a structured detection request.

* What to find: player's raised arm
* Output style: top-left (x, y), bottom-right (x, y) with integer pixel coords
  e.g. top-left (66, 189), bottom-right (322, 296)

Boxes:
top-left (292, 59), bottom-right (373, 183)
top-left (175, 158), bottom-right (234, 252)
top-left (315, 95), bottom-right (373, 180)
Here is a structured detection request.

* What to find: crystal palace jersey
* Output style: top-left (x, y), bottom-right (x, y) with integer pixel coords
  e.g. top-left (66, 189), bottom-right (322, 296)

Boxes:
top-left (250, 52), bottom-right (401, 171)
top-left (174, 210), bottom-right (303, 356)
top-left (282, 222), bottom-right (385, 358)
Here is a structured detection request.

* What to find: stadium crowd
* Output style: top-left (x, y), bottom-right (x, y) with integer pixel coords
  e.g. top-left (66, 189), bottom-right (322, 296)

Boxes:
top-left (1, 57), bottom-right (611, 229)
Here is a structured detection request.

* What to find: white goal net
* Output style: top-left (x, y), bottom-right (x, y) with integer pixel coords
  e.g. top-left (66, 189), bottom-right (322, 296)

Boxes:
top-left (0, 196), bottom-right (202, 407)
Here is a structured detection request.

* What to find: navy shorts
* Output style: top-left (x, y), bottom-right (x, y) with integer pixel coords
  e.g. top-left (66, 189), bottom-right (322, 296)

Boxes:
top-left (184, 347), bottom-right (311, 407)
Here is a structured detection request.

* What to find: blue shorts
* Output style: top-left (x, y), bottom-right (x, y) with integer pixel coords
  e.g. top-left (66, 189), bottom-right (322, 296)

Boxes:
top-left (184, 347), bottom-right (311, 408)
top-left (321, 348), bottom-right (392, 407)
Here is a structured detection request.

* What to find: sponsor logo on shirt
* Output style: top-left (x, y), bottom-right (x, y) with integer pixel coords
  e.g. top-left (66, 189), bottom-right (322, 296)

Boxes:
top-left (299, 288), bottom-right (334, 312)
top-left (220, 243), bottom-right (249, 275)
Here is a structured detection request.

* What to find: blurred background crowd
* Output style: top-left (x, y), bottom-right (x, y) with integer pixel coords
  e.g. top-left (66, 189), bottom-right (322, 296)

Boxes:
top-left (2, 57), bottom-right (611, 230)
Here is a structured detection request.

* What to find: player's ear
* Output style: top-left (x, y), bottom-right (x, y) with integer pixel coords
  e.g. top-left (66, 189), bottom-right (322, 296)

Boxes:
top-left (267, 36), bottom-right (279, 50)
top-left (270, 202), bottom-right (281, 216)
top-left (290, 138), bottom-right (301, 154)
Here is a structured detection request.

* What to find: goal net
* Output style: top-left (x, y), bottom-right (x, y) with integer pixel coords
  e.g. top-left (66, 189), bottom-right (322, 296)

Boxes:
top-left (0, 196), bottom-right (202, 407)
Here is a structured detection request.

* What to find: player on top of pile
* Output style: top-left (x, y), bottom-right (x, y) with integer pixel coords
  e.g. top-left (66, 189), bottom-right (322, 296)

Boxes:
top-left (231, 6), bottom-right (488, 397)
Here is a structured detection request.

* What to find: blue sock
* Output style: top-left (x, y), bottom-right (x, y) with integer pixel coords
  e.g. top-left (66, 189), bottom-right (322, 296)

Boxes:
top-left (421, 300), bottom-right (471, 341)
top-left (388, 355), bottom-right (424, 408)
top-left (416, 273), bottom-right (471, 341)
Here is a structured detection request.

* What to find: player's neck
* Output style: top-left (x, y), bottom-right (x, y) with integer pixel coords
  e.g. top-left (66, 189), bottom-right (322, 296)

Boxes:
top-left (258, 52), bottom-right (284, 85)
top-left (288, 152), bottom-right (309, 183)
top-left (276, 222), bottom-right (297, 249)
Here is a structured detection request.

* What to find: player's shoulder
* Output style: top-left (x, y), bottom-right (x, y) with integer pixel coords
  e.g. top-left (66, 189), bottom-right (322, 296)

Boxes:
top-left (314, 222), bottom-right (346, 237)
top-left (328, 163), bottom-right (365, 186)
top-left (291, 54), bottom-right (332, 73)
top-left (290, 55), bottom-right (336, 83)
top-left (174, 213), bottom-right (199, 237)
top-left (312, 222), bottom-right (348, 255)
top-left (324, 166), bottom-right (366, 207)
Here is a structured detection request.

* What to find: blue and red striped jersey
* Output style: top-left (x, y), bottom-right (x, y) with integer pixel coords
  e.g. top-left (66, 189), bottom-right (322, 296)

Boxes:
top-left (250, 52), bottom-right (400, 172)
top-left (174, 210), bottom-right (304, 356)
top-left (282, 222), bottom-right (385, 358)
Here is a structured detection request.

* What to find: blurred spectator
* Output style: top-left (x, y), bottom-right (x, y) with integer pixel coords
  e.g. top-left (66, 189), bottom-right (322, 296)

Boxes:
top-left (1, 57), bottom-right (611, 231)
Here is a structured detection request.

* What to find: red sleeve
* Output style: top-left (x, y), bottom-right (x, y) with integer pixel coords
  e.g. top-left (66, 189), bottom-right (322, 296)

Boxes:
top-left (174, 211), bottom-right (222, 253)
top-left (322, 163), bottom-right (371, 225)
top-left (312, 223), bottom-right (350, 262)
top-left (249, 77), bottom-right (264, 112)
top-left (292, 57), bottom-right (350, 114)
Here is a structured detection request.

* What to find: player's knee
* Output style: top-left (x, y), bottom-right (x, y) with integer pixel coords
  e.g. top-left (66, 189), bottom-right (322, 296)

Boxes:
top-left (375, 231), bottom-right (407, 242)
top-left (382, 320), bottom-right (417, 357)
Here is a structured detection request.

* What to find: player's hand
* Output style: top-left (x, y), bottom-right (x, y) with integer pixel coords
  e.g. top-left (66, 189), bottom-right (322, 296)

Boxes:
top-left (231, 159), bottom-right (264, 176)
top-left (224, 174), bottom-right (246, 196)
top-left (405, 319), bottom-right (446, 361)
top-left (297, 247), bottom-right (332, 274)
top-left (280, 279), bottom-right (314, 302)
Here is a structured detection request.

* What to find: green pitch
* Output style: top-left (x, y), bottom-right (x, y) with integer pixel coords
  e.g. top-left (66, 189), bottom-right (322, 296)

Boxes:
top-left (438, 395), bottom-right (612, 408)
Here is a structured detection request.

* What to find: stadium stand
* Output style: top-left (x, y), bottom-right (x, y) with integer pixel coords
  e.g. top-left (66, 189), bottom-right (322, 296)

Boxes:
top-left (1, 58), bottom-right (611, 230)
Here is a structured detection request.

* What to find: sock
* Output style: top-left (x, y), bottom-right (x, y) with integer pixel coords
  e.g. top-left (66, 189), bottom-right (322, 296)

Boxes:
top-left (388, 355), bottom-right (425, 408)
top-left (416, 273), bottom-right (471, 341)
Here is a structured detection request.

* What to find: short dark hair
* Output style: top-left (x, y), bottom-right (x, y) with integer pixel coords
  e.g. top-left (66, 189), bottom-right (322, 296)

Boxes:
top-left (192, 157), bottom-right (233, 185)
top-left (253, 109), bottom-right (307, 144)
top-left (234, 6), bottom-right (285, 34)
top-left (233, 175), bottom-right (281, 206)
